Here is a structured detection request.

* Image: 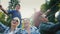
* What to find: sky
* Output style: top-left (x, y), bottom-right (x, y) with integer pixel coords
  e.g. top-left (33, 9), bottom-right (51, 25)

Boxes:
top-left (0, 0), bottom-right (45, 18)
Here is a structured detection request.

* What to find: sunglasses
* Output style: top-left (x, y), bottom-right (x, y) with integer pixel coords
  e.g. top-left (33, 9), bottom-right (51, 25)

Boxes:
top-left (12, 19), bottom-right (18, 22)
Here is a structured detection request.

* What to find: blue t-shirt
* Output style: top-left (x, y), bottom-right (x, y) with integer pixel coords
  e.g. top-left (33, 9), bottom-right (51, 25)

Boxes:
top-left (8, 10), bottom-right (21, 27)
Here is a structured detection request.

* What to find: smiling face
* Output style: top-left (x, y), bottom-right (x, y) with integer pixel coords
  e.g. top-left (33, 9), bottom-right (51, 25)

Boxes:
top-left (11, 19), bottom-right (18, 27)
top-left (11, 17), bottom-right (20, 27)
top-left (15, 4), bottom-right (20, 11)
top-left (23, 18), bottom-right (30, 28)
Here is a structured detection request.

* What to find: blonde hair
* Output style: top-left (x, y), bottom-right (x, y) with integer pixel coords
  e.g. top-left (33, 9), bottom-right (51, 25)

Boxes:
top-left (22, 18), bottom-right (31, 29)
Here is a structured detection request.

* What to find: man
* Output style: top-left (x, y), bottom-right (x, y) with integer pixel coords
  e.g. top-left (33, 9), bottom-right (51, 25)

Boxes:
top-left (0, 4), bottom-right (21, 28)
top-left (39, 11), bottom-right (60, 34)
top-left (0, 17), bottom-right (22, 34)
top-left (33, 10), bottom-right (60, 34)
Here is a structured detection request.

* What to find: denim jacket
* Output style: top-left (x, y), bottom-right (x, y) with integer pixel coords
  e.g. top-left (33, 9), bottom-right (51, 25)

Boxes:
top-left (39, 22), bottom-right (60, 34)
top-left (0, 22), bottom-right (22, 34)
top-left (22, 26), bottom-right (40, 34)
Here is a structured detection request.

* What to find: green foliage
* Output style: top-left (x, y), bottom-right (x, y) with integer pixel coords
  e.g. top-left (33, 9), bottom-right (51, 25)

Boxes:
top-left (41, 3), bottom-right (49, 13)
top-left (0, 12), bottom-right (8, 26)
top-left (6, 14), bottom-right (12, 27)
top-left (8, 0), bottom-right (20, 10)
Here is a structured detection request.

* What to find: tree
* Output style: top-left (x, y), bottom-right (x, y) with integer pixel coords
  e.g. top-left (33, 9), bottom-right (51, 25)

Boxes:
top-left (0, 12), bottom-right (8, 26)
top-left (41, 3), bottom-right (49, 13)
top-left (8, 0), bottom-right (20, 10)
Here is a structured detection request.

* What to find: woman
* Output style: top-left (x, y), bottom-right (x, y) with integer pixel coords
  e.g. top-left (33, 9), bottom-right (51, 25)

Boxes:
top-left (0, 17), bottom-right (22, 34)
top-left (22, 18), bottom-right (40, 34)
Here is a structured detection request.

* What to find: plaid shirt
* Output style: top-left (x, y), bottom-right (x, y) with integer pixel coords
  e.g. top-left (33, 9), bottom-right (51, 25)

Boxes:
top-left (0, 22), bottom-right (22, 34)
